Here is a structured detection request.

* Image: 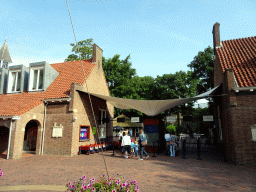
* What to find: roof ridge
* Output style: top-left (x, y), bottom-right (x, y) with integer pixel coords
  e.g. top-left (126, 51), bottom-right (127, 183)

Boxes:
top-left (221, 36), bottom-right (256, 42)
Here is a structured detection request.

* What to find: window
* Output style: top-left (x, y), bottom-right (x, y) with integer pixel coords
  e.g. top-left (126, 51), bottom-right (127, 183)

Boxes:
top-left (32, 68), bottom-right (44, 90)
top-left (8, 70), bottom-right (21, 92)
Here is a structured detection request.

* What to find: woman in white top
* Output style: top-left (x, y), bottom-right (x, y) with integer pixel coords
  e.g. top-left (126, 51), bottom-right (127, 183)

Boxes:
top-left (121, 131), bottom-right (131, 158)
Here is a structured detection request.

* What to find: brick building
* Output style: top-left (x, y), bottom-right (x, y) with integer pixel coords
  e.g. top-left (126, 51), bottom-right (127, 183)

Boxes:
top-left (0, 42), bottom-right (114, 160)
top-left (212, 22), bottom-right (256, 165)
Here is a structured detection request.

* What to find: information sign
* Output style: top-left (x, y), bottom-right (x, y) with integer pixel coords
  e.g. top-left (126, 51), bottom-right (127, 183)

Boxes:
top-left (203, 115), bottom-right (214, 121)
top-left (80, 127), bottom-right (88, 141)
top-left (166, 116), bottom-right (177, 122)
top-left (131, 117), bottom-right (140, 123)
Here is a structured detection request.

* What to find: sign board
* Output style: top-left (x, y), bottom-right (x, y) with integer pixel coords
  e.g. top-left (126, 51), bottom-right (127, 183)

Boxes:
top-left (80, 126), bottom-right (88, 141)
top-left (93, 127), bottom-right (97, 135)
top-left (203, 115), bottom-right (214, 122)
top-left (166, 116), bottom-right (177, 122)
top-left (131, 117), bottom-right (140, 123)
top-left (52, 123), bottom-right (63, 137)
top-left (251, 124), bottom-right (256, 141)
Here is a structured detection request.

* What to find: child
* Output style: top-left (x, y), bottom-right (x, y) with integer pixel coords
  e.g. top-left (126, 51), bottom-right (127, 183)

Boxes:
top-left (133, 141), bottom-right (139, 157)
top-left (131, 139), bottom-right (135, 156)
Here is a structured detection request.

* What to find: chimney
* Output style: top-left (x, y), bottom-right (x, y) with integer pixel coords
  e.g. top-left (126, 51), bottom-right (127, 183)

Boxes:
top-left (212, 22), bottom-right (221, 55)
top-left (92, 43), bottom-right (103, 70)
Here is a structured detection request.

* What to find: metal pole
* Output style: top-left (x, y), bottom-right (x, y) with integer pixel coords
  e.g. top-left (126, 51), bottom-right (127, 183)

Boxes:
top-left (152, 140), bottom-right (156, 157)
top-left (182, 138), bottom-right (187, 159)
top-left (41, 102), bottom-right (48, 155)
top-left (197, 137), bottom-right (202, 160)
top-left (7, 119), bottom-right (13, 160)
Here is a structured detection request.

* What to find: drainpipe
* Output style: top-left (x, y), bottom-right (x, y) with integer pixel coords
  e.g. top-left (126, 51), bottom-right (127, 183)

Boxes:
top-left (41, 102), bottom-right (48, 155)
top-left (7, 119), bottom-right (13, 160)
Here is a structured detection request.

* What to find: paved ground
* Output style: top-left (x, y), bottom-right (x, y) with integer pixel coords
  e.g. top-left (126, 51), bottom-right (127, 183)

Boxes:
top-left (0, 149), bottom-right (255, 192)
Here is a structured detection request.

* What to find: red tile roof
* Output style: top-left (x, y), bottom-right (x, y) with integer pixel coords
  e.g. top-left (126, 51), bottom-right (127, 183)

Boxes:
top-left (216, 36), bottom-right (256, 87)
top-left (0, 60), bottom-right (96, 116)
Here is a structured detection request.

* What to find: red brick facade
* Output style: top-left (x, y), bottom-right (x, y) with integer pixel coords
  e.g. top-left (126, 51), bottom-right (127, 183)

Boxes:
top-left (213, 23), bottom-right (256, 165)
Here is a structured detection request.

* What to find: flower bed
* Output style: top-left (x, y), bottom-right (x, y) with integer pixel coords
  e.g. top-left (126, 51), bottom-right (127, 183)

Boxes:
top-left (0, 169), bottom-right (3, 178)
top-left (66, 173), bottom-right (139, 192)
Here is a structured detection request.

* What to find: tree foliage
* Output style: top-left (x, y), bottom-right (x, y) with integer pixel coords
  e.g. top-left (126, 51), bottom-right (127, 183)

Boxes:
top-left (65, 38), bottom-right (94, 62)
top-left (65, 38), bottom-right (212, 119)
top-left (187, 46), bottom-right (214, 94)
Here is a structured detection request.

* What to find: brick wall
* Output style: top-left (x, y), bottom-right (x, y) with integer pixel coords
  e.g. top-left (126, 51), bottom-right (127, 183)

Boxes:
top-left (43, 102), bottom-right (73, 156)
top-left (213, 56), bottom-right (224, 87)
top-left (231, 93), bottom-right (256, 165)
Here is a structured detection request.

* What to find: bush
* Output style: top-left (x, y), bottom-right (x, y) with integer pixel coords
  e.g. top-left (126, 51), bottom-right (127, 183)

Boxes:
top-left (166, 124), bottom-right (176, 134)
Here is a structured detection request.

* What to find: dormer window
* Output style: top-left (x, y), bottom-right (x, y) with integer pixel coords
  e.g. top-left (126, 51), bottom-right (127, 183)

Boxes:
top-left (11, 71), bottom-right (21, 92)
top-left (7, 69), bottom-right (22, 93)
top-left (32, 68), bottom-right (44, 90)
top-left (28, 61), bottom-right (59, 92)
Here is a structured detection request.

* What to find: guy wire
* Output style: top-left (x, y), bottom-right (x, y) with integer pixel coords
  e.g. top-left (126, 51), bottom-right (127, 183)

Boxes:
top-left (66, 0), bottom-right (110, 181)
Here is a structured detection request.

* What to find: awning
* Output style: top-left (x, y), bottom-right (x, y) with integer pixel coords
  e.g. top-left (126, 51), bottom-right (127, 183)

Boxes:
top-left (78, 85), bottom-right (220, 116)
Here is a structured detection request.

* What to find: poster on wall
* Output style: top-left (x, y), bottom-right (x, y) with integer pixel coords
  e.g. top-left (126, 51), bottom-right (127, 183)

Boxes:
top-left (80, 126), bottom-right (88, 141)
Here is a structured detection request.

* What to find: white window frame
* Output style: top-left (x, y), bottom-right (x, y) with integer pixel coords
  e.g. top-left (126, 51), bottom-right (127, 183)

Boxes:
top-left (7, 70), bottom-right (22, 93)
top-left (99, 109), bottom-right (106, 138)
top-left (29, 67), bottom-right (44, 91)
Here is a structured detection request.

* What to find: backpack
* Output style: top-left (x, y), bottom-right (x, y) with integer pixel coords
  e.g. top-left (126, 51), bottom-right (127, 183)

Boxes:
top-left (141, 133), bottom-right (148, 145)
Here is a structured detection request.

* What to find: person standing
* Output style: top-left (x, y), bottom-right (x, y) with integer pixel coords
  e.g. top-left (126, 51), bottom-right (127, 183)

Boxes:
top-left (138, 129), bottom-right (149, 160)
top-left (121, 131), bottom-right (131, 158)
top-left (131, 139), bottom-right (135, 156)
top-left (170, 130), bottom-right (177, 157)
top-left (133, 141), bottom-right (139, 157)
top-left (164, 131), bottom-right (171, 155)
top-left (129, 128), bottom-right (132, 137)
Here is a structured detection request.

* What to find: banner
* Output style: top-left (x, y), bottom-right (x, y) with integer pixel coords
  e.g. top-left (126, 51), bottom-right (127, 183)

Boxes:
top-left (93, 127), bottom-right (97, 135)
top-left (80, 127), bottom-right (88, 141)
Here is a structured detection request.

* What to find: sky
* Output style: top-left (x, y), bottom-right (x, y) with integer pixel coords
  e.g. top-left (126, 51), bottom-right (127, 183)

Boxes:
top-left (1, 0), bottom-right (256, 105)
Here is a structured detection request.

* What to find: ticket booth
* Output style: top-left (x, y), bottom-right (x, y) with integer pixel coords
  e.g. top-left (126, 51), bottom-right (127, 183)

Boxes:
top-left (143, 118), bottom-right (165, 153)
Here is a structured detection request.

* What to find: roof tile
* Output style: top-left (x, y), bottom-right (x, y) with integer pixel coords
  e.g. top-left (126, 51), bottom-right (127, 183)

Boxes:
top-left (216, 36), bottom-right (256, 87)
top-left (0, 59), bottom-right (96, 116)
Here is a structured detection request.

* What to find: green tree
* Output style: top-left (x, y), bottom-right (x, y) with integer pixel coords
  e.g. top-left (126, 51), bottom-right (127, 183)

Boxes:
top-left (153, 70), bottom-right (199, 117)
top-left (102, 54), bottom-right (142, 117)
top-left (65, 38), bottom-right (94, 62)
top-left (187, 46), bottom-right (214, 94)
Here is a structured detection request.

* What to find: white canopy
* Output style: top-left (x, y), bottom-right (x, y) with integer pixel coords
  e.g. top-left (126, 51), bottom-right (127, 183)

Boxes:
top-left (79, 85), bottom-right (220, 116)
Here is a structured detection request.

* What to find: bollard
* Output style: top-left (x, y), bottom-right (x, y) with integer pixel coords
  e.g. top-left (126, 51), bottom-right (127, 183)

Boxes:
top-left (111, 141), bottom-right (115, 156)
top-left (182, 138), bottom-right (187, 159)
top-left (157, 140), bottom-right (161, 155)
top-left (197, 137), bottom-right (202, 160)
top-left (152, 140), bottom-right (157, 157)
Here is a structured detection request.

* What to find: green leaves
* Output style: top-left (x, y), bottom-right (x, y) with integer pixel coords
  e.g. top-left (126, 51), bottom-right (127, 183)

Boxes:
top-left (65, 38), bottom-right (94, 62)
top-left (187, 46), bottom-right (214, 94)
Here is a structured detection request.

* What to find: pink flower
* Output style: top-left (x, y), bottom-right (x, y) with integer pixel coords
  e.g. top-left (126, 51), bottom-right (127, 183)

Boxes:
top-left (68, 182), bottom-right (71, 186)
top-left (83, 186), bottom-right (87, 189)
top-left (122, 183), bottom-right (126, 187)
top-left (83, 175), bottom-right (86, 178)
top-left (112, 190), bottom-right (116, 192)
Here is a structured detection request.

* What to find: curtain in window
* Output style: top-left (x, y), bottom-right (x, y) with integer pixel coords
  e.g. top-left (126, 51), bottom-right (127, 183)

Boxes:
top-left (38, 69), bottom-right (43, 89)
top-left (33, 70), bottom-right (38, 90)
top-left (16, 72), bottom-right (21, 91)
top-left (11, 72), bottom-right (17, 92)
